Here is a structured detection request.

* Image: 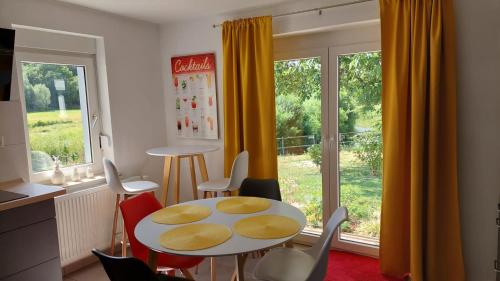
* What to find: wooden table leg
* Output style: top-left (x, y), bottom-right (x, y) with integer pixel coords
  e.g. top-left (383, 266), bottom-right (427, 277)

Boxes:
top-left (174, 156), bottom-right (181, 204)
top-left (147, 249), bottom-right (158, 271)
top-left (161, 156), bottom-right (172, 206)
top-left (188, 156), bottom-right (198, 200)
top-left (231, 254), bottom-right (247, 281)
top-left (210, 257), bottom-right (216, 281)
top-left (196, 154), bottom-right (209, 183)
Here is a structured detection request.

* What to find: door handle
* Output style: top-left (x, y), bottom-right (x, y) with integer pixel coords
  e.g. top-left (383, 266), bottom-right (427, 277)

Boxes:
top-left (91, 114), bottom-right (99, 129)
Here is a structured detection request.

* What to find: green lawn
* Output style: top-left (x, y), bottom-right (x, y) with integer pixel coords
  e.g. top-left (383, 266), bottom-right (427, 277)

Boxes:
top-left (278, 151), bottom-right (381, 239)
top-left (27, 109), bottom-right (86, 172)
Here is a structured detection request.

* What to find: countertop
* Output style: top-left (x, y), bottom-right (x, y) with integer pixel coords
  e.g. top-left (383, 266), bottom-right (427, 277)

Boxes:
top-left (0, 179), bottom-right (66, 212)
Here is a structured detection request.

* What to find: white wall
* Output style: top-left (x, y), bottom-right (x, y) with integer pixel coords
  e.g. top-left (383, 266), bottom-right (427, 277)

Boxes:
top-left (160, 0), bottom-right (500, 280)
top-left (0, 0), bottom-right (167, 183)
top-left (455, 0), bottom-right (500, 280)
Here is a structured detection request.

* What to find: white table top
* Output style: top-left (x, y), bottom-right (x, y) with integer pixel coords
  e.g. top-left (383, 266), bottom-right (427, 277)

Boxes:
top-left (135, 197), bottom-right (306, 257)
top-left (146, 145), bottom-right (219, 157)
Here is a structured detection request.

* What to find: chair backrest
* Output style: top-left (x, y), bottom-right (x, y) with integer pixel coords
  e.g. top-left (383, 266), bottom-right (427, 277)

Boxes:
top-left (92, 248), bottom-right (160, 281)
top-left (103, 158), bottom-right (126, 194)
top-left (228, 150), bottom-right (249, 190)
top-left (119, 192), bottom-right (163, 261)
top-left (92, 249), bottom-right (188, 281)
top-left (305, 207), bottom-right (348, 281)
top-left (239, 178), bottom-right (282, 201)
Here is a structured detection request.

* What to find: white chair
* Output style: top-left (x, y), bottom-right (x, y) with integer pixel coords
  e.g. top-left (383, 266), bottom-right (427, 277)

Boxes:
top-left (103, 158), bottom-right (160, 257)
top-left (198, 150), bottom-right (249, 198)
top-left (253, 207), bottom-right (348, 281)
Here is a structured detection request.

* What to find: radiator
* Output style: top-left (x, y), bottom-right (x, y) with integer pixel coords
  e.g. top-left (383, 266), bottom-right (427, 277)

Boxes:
top-left (54, 184), bottom-right (119, 266)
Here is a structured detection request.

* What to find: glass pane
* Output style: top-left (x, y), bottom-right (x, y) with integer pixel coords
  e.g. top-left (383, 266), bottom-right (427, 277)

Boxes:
top-left (337, 51), bottom-right (382, 245)
top-left (21, 62), bottom-right (92, 172)
top-left (274, 57), bottom-right (323, 234)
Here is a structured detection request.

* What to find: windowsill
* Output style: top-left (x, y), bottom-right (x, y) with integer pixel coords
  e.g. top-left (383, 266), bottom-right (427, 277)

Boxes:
top-left (41, 174), bottom-right (106, 194)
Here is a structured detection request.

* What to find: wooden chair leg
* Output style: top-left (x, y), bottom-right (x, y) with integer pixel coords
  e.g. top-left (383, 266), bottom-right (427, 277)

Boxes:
top-left (194, 265), bottom-right (199, 274)
top-left (213, 192), bottom-right (217, 198)
top-left (180, 268), bottom-right (194, 280)
top-left (121, 194), bottom-right (131, 257)
top-left (110, 194), bottom-right (120, 255)
top-left (203, 191), bottom-right (209, 199)
top-left (121, 207), bottom-right (127, 255)
top-left (210, 257), bottom-right (216, 281)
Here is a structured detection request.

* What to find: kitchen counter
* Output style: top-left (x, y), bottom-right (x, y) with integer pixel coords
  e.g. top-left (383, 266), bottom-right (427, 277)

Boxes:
top-left (0, 179), bottom-right (65, 212)
top-left (0, 178), bottom-right (66, 281)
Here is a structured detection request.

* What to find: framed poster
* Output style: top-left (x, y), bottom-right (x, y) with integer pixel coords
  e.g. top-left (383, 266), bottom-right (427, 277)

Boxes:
top-left (171, 53), bottom-right (219, 139)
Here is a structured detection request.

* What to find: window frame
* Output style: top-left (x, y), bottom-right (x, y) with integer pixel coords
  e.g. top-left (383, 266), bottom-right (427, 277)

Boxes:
top-left (15, 50), bottom-right (103, 183)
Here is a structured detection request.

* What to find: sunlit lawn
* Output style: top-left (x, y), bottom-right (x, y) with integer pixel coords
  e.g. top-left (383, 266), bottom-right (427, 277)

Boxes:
top-left (278, 152), bottom-right (382, 239)
top-left (27, 109), bottom-right (85, 171)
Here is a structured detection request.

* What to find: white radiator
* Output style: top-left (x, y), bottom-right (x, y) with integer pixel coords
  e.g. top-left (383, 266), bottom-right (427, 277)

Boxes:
top-left (54, 184), bottom-right (118, 266)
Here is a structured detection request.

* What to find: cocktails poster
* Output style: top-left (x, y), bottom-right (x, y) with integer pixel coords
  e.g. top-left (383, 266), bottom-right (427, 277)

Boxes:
top-left (171, 53), bottom-right (218, 139)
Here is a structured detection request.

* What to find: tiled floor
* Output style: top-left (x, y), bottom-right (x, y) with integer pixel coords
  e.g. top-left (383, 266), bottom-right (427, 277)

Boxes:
top-left (64, 255), bottom-right (261, 281)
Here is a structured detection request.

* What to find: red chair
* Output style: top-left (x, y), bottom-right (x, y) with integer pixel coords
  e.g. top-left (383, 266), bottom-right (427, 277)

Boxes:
top-left (119, 192), bottom-right (203, 279)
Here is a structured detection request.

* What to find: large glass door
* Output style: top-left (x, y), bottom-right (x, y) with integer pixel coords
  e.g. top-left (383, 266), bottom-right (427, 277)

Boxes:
top-left (330, 43), bottom-right (382, 256)
top-left (274, 49), bottom-right (330, 241)
top-left (274, 43), bottom-right (382, 254)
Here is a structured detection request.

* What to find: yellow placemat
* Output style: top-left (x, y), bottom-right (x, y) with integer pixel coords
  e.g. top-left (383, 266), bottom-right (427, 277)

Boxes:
top-left (159, 223), bottom-right (232, 251)
top-left (216, 197), bottom-right (271, 214)
top-left (233, 215), bottom-right (300, 239)
top-left (151, 205), bottom-right (212, 224)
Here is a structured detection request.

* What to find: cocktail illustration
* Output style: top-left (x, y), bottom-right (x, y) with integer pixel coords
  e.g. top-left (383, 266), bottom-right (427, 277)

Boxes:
top-left (176, 120), bottom-right (182, 133)
top-left (208, 96), bottom-right (213, 107)
top-left (207, 116), bottom-right (214, 131)
top-left (184, 116), bottom-right (190, 127)
top-left (174, 76), bottom-right (179, 90)
top-left (206, 73), bottom-right (212, 89)
top-left (191, 96), bottom-right (197, 109)
top-left (175, 97), bottom-right (180, 110)
top-left (192, 121), bottom-right (199, 134)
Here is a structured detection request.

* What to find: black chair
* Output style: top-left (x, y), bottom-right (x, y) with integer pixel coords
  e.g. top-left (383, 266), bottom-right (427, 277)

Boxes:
top-left (239, 178), bottom-right (282, 201)
top-left (92, 249), bottom-right (189, 281)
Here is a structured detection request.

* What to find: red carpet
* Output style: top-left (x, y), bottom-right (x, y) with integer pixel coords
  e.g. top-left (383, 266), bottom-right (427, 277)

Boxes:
top-left (325, 251), bottom-right (403, 281)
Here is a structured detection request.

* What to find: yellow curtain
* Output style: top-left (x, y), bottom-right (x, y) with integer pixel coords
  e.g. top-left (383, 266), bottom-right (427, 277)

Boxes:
top-left (222, 16), bottom-right (277, 179)
top-left (379, 0), bottom-right (465, 280)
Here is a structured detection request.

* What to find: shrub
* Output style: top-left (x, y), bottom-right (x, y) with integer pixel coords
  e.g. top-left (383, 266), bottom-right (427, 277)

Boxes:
top-left (353, 131), bottom-right (382, 176)
top-left (302, 97), bottom-right (321, 138)
top-left (275, 94), bottom-right (304, 139)
top-left (32, 84), bottom-right (51, 111)
top-left (308, 143), bottom-right (322, 167)
top-left (304, 193), bottom-right (322, 229)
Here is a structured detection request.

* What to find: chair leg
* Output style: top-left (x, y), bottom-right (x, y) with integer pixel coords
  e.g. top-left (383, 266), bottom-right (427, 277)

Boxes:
top-left (194, 265), bottom-right (199, 274)
top-left (110, 194), bottom-right (120, 255)
top-left (121, 194), bottom-right (130, 257)
top-left (213, 192), bottom-right (217, 198)
top-left (180, 268), bottom-right (194, 280)
top-left (203, 191), bottom-right (209, 199)
top-left (210, 257), bottom-right (216, 281)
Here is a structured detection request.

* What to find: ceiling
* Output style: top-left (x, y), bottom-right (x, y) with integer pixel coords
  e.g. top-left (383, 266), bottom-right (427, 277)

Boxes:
top-left (56, 0), bottom-right (298, 24)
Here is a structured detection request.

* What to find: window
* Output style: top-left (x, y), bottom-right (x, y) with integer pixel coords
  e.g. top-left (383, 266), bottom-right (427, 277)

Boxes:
top-left (16, 51), bottom-right (102, 181)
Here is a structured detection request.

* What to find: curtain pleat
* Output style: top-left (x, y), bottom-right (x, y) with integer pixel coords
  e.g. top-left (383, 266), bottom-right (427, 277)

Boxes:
top-left (379, 0), bottom-right (465, 280)
top-left (222, 16), bottom-right (277, 179)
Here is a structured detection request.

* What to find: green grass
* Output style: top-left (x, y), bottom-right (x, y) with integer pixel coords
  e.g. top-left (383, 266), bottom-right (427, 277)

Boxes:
top-left (27, 110), bottom-right (86, 172)
top-left (278, 151), bottom-right (381, 239)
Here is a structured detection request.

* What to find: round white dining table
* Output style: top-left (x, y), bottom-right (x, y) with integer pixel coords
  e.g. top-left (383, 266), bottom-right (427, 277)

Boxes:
top-left (135, 197), bottom-right (307, 281)
top-left (146, 145), bottom-right (219, 206)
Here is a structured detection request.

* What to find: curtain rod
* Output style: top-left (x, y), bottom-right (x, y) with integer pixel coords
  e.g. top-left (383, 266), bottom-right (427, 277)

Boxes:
top-left (212, 0), bottom-right (376, 28)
